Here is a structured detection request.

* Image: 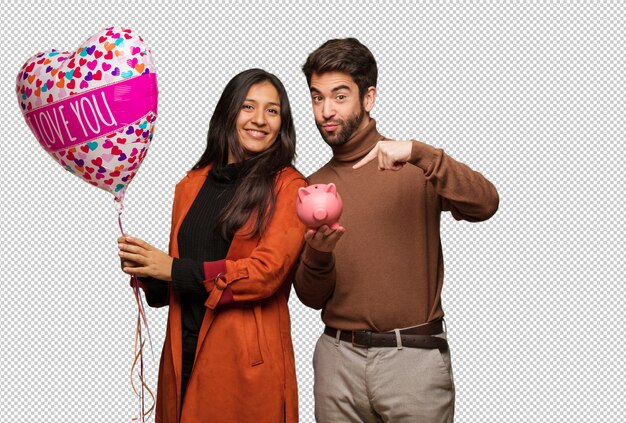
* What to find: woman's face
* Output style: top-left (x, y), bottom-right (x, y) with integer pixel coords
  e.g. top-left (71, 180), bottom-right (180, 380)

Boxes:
top-left (232, 81), bottom-right (281, 161)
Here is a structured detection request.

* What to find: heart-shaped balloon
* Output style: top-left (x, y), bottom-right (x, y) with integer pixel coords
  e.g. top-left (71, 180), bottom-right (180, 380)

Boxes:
top-left (16, 26), bottom-right (158, 212)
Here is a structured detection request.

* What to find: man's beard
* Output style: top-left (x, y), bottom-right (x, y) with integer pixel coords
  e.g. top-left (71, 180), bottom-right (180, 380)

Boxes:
top-left (316, 107), bottom-right (365, 147)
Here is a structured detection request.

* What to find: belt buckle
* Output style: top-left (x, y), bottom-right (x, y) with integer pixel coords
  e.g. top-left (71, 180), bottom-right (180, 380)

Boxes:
top-left (351, 330), bottom-right (371, 348)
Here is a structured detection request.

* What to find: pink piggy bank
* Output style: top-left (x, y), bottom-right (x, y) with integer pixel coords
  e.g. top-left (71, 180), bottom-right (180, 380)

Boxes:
top-left (296, 183), bottom-right (343, 230)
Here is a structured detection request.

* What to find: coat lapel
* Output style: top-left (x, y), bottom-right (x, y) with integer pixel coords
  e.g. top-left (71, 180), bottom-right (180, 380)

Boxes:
top-left (193, 218), bottom-right (260, 365)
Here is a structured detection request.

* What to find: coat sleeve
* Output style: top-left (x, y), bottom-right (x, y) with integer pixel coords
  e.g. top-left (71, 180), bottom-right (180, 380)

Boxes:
top-left (410, 141), bottom-right (499, 222)
top-left (202, 175), bottom-right (307, 309)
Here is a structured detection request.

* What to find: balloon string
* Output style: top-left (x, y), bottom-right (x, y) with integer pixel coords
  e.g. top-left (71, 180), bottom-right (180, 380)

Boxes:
top-left (119, 213), bottom-right (155, 422)
top-left (130, 284), bottom-right (155, 421)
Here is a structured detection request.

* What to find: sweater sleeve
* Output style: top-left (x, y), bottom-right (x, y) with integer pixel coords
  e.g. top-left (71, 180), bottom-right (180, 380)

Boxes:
top-left (132, 276), bottom-right (169, 308)
top-left (410, 141), bottom-right (499, 222)
top-left (172, 257), bottom-right (234, 305)
top-left (171, 258), bottom-right (206, 294)
top-left (201, 176), bottom-right (307, 309)
top-left (293, 245), bottom-right (336, 310)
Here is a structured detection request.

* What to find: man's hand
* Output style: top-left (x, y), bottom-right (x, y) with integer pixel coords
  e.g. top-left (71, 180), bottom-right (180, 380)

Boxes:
top-left (304, 225), bottom-right (346, 253)
top-left (353, 140), bottom-right (413, 171)
top-left (117, 236), bottom-right (173, 281)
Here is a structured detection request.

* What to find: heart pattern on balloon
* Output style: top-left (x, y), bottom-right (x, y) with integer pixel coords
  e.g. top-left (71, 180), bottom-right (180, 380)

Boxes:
top-left (16, 26), bottom-right (158, 212)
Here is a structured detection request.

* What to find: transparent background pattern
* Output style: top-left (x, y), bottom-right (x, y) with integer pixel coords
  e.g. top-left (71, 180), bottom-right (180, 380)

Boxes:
top-left (1, 1), bottom-right (624, 422)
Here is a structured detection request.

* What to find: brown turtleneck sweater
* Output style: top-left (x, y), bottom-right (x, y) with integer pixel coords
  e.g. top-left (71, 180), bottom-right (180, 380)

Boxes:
top-left (294, 118), bottom-right (499, 331)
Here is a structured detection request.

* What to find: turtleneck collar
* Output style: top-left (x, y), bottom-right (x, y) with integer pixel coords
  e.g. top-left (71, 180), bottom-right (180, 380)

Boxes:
top-left (329, 118), bottom-right (383, 164)
top-left (209, 162), bottom-right (241, 184)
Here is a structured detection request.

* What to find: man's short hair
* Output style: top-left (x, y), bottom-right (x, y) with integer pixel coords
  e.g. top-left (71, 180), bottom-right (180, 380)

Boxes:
top-left (302, 38), bottom-right (378, 99)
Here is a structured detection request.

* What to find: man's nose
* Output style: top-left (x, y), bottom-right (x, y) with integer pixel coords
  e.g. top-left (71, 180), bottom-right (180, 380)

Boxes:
top-left (321, 100), bottom-right (335, 119)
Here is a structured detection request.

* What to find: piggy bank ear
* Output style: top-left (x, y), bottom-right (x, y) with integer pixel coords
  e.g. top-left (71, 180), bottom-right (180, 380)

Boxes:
top-left (325, 183), bottom-right (337, 195)
top-left (298, 187), bottom-right (311, 202)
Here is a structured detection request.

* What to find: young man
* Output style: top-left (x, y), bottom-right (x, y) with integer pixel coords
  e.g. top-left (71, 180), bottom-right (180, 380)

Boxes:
top-left (294, 38), bottom-right (499, 422)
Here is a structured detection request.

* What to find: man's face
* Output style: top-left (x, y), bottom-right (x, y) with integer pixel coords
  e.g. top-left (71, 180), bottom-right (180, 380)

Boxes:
top-left (309, 71), bottom-right (369, 147)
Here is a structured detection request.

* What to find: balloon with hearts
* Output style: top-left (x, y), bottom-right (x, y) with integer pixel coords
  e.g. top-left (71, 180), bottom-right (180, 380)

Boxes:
top-left (16, 26), bottom-right (158, 214)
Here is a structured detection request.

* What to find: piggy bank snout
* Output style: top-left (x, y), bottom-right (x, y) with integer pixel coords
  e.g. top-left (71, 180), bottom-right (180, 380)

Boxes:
top-left (313, 208), bottom-right (328, 221)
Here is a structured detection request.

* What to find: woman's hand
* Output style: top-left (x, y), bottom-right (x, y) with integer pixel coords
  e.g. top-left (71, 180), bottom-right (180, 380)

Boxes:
top-left (117, 236), bottom-right (173, 281)
top-left (118, 238), bottom-right (140, 273)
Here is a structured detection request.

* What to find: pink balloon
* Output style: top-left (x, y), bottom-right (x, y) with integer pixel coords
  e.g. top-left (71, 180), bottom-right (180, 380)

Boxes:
top-left (16, 26), bottom-right (158, 212)
top-left (296, 183), bottom-right (344, 230)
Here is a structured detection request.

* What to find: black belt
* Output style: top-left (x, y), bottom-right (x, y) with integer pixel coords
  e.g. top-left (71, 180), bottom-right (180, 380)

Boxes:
top-left (324, 320), bottom-right (448, 350)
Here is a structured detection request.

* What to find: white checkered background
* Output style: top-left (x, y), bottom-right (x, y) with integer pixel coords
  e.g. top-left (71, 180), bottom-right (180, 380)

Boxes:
top-left (1, 1), bottom-right (623, 422)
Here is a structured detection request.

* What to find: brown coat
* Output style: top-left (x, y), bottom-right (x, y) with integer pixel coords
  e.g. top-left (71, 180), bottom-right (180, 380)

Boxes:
top-left (147, 165), bottom-right (306, 423)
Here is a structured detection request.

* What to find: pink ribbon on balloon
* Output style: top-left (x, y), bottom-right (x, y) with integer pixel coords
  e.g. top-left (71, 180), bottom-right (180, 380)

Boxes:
top-left (23, 73), bottom-right (157, 153)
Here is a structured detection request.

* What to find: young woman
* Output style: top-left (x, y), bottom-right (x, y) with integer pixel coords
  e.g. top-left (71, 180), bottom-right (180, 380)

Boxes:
top-left (118, 69), bottom-right (305, 422)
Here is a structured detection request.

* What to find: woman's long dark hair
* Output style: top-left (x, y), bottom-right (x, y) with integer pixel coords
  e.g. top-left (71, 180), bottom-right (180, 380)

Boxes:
top-left (193, 69), bottom-right (296, 239)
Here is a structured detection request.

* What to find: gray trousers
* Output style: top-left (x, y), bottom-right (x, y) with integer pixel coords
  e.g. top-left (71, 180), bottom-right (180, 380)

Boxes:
top-left (313, 329), bottom-right (455, 422)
